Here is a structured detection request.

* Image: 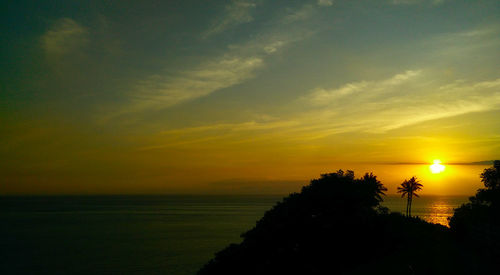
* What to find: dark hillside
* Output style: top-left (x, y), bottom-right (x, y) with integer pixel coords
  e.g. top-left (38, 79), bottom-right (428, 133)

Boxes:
top-left (198, 170), bottom-right (484, 275)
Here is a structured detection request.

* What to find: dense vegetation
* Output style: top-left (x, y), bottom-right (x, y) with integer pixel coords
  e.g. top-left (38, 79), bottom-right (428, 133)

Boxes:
top-left (199, 162), bottom-right (500, 275)
top-left (449, 160), bottom-right (500, 269)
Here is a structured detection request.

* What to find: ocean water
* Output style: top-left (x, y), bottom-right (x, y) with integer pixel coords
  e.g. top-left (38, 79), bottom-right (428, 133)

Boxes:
top-left (0, 196), bottom-right (280, 275)
top-left (382, 195), bottom-right (469, 226)
top-left (1, 195), bottom-right (469, 275)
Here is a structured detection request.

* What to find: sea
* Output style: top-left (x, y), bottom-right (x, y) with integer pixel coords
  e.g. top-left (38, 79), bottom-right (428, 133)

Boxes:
top-left (0, 195), bottom-right (469, 275)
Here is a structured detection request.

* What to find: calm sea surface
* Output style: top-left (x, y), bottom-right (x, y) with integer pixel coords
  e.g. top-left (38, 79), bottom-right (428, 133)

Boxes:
top-left (0, 195), bottom-right (469, 275)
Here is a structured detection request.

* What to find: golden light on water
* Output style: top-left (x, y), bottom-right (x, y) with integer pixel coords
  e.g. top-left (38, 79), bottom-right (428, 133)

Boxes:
top-left (430, 160), bottom-right (445, 174)
top-left (426, 201), bottom-right (453, 226)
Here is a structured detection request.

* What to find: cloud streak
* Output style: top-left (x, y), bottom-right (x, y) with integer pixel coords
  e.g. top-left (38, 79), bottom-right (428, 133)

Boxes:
top-left (41, 18), bottom-right (88, 56)
top-left (302, 71), bottom-right (500, 133)
top-left (103, 4), bottom-right (322, 120)
top-left (390, 0), bottom-right (447, 5)
top-left (317, 0), bottom-right (334, 7)
top-left (144, 71), bottom-right (500, 149)
top-left (203, 0), bottom-right (256, 38)
top-left (132, 56), bottom-right (263, 109)
top-left (306, 70), bottom-right (421, 106)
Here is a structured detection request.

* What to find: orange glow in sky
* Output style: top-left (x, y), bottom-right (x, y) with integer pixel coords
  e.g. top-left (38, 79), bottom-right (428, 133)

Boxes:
top-left (1, 1), bottom-right (499, 195)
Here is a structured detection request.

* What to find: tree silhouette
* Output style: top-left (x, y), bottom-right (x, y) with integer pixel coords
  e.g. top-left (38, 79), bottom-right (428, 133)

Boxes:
top-left (449, 160), bottom-right (500, 262)
top-left (480, 160), bottom-right (500, 190)
top-left (397, 177), bottom-right (423, 217)
top-left (199, 171), bottom-right (466, 275)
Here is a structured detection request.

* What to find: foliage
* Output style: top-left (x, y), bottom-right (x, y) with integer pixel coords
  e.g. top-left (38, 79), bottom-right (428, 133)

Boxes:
top-left (396, 177), bottom-right (422, 217)
top-left (198, 170), bottom-right (465, 275)
top-left (449, 160), bottom-right (500, 264)
top-left (480, 160), bottom-right (500, 190)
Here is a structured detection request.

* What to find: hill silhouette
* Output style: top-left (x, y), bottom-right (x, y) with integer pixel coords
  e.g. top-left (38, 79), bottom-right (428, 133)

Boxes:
top-left (199, 163), bottom-right (500, 275)
top-left (449, 160), bottom-right (500, 271)
top-left (199, 169), bottom-right (497, 275)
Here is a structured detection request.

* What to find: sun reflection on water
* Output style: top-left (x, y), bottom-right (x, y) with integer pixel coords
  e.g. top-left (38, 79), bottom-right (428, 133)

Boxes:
top-left (421, 201), bottom-right (455, 226)
top-left (383, 196), bottom-right (469, 227)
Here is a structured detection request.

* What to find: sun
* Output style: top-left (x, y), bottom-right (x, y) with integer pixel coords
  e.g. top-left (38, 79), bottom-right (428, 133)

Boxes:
top-left (430, 159), bottom-right (445, 174)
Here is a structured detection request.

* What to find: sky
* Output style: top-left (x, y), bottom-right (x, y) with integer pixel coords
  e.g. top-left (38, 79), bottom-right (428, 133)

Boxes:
top-left (1, 0), bottom-right (499, 195)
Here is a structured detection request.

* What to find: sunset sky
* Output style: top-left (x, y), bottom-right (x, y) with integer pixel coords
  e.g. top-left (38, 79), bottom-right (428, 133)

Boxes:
top-left (2, 0), bottom-right (499, 195)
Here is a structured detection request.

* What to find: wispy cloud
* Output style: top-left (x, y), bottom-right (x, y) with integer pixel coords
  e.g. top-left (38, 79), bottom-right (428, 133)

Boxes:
top-left (317, 0), bottom-right (334, 7)
top-left (425, 25), bottom-right (500, 57)
top-left (131, 56), bottom-right (263, 110)
top-left (138, 119), bottom-right (299, 150)
top-left (281, 4), bottom-right (316, 24)
top-left (203, 0), bottom-right (256, 38)
top-left (306, 70), bottom-right (421, 106)
top-left (390, 0), bottom-right (419, 4)
top-left (41, 18), bottom-right (88, 56)
top-left (103, 4), bottom-right (321, 120)
top-left (390, 0), bottom-right (448, 5)
top-left (302, 71), bottom-right (500, 133)
top-left (138, 70), bottom-right (500, 150)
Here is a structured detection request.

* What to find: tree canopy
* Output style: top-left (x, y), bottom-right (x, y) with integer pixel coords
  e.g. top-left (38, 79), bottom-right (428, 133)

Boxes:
top-left (198, 170), bottom-right (465, 275)
top-left (397, 177), bottom-right (423, 217)
top-left (449, 160), bottom-right (500, 263)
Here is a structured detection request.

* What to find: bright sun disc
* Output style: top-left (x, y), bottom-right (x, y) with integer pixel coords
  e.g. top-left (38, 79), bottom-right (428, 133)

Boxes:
top-left (430, 160), bottom-right (445, 174)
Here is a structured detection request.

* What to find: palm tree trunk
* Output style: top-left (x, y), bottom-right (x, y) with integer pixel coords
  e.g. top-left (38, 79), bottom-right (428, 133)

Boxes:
top-left (406, 196), bottom-right (410, 217)
top-left (408, 193), bottom-right (412, 217)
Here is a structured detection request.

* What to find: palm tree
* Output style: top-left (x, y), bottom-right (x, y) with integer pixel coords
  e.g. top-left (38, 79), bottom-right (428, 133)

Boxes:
top-left (397, 176), bottom-right (423, 217)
